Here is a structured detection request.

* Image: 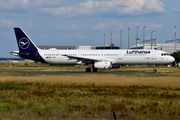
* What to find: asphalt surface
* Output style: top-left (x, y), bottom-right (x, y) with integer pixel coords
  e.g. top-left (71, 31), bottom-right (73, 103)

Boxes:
top-left (0, 71), bottom-right (165, 75)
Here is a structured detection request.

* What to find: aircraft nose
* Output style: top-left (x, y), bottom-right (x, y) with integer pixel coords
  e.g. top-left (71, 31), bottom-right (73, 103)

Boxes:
top-left (169, 56), bottom-right (175, 63)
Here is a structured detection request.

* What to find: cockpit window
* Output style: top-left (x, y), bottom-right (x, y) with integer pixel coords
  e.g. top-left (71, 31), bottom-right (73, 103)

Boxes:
top-left (161, 53), bottom-right (169, 56)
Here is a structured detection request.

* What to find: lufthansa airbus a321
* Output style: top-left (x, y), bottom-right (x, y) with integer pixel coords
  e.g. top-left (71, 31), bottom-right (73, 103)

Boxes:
top-left (11, 27), bottom-right (175, 73)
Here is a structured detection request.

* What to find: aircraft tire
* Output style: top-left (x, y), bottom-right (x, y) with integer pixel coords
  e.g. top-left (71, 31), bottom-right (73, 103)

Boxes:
top-left (92, 68), bottom-right (98, 72)
top-left (153, 69), bottom-right (157, 73)
top-left (86, 67), bottom-right (91, 72)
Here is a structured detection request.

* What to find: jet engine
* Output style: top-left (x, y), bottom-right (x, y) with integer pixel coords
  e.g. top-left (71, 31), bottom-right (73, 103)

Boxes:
top-left (94, 61), bottom-right (112, 69)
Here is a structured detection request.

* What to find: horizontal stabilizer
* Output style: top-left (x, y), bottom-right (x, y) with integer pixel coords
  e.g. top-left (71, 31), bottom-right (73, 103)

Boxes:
top-left (10, 51), bottom-right (29, 56)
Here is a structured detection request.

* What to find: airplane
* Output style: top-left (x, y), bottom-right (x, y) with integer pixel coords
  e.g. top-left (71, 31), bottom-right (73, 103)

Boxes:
top-left (11, 27), bottom-right (175, 73)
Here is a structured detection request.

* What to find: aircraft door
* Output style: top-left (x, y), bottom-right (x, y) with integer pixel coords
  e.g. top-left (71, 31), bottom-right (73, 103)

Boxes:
top-left (118, 52), bottom-right (123, 60)
top-left (78, 52), bottom-right (83, 57)
top-left (151, 51), bottom-right (156, 60)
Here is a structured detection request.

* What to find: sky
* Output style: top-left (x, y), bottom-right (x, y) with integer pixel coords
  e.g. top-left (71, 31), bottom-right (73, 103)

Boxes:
top-left (0, 0), bottom-right (180, 57)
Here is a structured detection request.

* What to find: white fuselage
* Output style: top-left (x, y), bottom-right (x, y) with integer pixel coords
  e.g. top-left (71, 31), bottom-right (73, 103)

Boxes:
top-left (38, 49), bottom-right (174, 65)
top-left (12, 27), bottom-right (175, 72)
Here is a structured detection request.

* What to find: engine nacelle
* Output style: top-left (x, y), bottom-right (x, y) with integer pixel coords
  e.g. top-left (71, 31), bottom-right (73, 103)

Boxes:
top-left (94, 61), bottom-right (112, 69)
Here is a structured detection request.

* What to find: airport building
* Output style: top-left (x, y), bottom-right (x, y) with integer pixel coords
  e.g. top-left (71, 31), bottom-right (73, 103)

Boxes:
top-left (38, 46), bottom-right (77, 50)
top-left (38, 38), bottom-right (180, 54)
top-left (38, 44), bottom-right (119, 50)
top-left (130, 39), bottom-right (180, 54)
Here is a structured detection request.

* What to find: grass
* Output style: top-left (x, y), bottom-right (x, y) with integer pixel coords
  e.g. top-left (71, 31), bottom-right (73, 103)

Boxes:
top-left (0, 62), bottom-right (179, 72)
top-left (0, 83), bottom-right (25, 90)
top-left (0, 63), bottom-right (180, 119)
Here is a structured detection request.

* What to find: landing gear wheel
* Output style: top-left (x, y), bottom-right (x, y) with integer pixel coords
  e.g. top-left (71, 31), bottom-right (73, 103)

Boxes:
top-left (152, 65), bottom-right (157, 73)
top-left (92, 68), bottom-right (98, 72)
top-left (153, 69), bottom-right (157, 73)
top-left (86, 67), bottom-right (91, 72)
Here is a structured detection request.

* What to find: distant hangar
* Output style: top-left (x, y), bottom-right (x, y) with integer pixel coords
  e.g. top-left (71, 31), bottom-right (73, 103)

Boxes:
top-left (38, 44), bottom-right (120, 50)
top-left (131, 39), bottom-right (180, 54)
top-left (38, 39), bottom-right (180, 54)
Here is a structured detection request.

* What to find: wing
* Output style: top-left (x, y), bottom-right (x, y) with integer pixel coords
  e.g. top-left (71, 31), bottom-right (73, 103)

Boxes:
top-left (62, 54), bottom-right (117, 65)
top-left (62, 54), bottom-right (102, 65)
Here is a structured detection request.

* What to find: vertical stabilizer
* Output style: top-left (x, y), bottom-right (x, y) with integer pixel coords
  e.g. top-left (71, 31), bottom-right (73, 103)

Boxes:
top-left (14, 27), bottom-right (38, 51)
top-left (13, 27), bottom-right (46, 63)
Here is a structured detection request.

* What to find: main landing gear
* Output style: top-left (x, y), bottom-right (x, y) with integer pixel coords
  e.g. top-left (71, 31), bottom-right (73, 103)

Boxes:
top-left (153, 65), bottom-right (157, 73)
top-left (85, 67), bottom-right (98, 72)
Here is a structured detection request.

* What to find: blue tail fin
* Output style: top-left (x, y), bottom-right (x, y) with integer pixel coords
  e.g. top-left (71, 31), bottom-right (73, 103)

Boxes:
top-left (13, 27), bottom-right (46, 63)
top-left (14, 27), bottom-right (38, 51)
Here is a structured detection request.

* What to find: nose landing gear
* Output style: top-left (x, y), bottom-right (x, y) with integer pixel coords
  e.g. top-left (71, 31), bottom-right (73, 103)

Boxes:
top-left (153, 65), bottom-right (157, 73)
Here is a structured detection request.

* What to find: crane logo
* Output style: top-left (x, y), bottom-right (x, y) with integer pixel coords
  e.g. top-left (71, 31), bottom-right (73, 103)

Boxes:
top-left (19, 38), bottom-right (30, 49)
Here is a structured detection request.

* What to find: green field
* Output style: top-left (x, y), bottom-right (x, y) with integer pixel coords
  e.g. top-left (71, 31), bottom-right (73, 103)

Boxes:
top-left (0, 63), bottom-right (180, 119)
